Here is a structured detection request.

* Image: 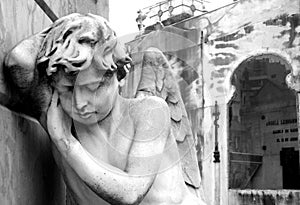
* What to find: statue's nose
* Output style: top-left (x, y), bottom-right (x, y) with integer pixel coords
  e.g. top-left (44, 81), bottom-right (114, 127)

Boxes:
top-left (73, 87), bottom-right (88, 111)
top-left (75, 101), bottom-right (87, 112)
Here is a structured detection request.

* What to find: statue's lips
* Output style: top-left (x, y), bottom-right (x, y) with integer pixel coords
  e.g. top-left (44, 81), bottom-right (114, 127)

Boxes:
top-left (77, 111), bottom-right (97, 119)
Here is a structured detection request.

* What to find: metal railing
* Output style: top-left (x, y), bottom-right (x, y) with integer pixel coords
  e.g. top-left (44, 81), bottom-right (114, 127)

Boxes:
top-left (139, 0), bottom-right (210, 26)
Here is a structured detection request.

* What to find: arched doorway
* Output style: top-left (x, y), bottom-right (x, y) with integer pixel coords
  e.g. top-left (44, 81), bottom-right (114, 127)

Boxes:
top-left (228, 54), bottom-right (300, 189)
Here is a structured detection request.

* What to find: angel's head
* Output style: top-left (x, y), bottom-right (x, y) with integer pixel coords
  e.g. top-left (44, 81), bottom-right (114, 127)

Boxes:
top-left (38, 13), bottom-right (131, 80)
top-left (37, 13), bottom-right (131, 124)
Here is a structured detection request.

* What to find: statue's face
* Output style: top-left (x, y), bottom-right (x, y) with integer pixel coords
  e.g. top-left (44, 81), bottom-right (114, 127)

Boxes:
top-left (36, 14), bottom-right (131, 124)
top-left (53, 68), bottom-right (119, 125)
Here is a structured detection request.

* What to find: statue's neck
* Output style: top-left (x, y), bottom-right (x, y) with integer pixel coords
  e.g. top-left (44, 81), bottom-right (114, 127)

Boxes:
top-left (98, 94), bottom-right (126, 136)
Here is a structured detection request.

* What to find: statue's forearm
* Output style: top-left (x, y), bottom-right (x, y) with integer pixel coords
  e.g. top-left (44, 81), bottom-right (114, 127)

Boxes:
top-left (53, 137), bottom-right (149, 205)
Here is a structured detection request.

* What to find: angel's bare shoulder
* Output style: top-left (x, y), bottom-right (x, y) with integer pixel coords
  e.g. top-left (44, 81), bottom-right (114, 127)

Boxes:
top-left (127, 96), bottom-right (171, 136)
top-left (129, 96), bottom-right (169, 118)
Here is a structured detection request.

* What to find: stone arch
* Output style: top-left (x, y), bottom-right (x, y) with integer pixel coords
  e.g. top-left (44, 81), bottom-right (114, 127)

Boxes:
top-left (226, 52), bottom-right (300, 189)
top-left (224, 50), bottom-right (294, 103)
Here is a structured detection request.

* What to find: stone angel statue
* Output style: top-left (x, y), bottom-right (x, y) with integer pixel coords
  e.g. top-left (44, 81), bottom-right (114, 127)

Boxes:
top-left (3, 13), bottom-right (206, 205)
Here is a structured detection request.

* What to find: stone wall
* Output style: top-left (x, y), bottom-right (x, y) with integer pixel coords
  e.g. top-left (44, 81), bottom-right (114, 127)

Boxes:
top-left (0, 1), bottom-right (109, 204)
top-left (0, 105), bottom-right (63, 205)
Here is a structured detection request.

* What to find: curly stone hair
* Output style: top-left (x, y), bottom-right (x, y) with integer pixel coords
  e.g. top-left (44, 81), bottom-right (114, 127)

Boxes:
top-left (37, 13), bottom-right (131, 81)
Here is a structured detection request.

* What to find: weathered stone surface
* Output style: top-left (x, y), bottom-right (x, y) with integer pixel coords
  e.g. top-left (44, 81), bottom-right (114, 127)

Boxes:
top-left (0, 105), bottom-right (65, 205)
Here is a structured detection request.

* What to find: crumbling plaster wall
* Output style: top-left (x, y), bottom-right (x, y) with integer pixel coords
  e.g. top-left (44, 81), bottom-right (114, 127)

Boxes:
top-left (0, 1), bottom-right (109, 204)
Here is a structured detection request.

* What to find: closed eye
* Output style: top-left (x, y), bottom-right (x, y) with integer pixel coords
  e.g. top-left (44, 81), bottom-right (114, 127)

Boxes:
top-left (103, 45), bottom-right (113, 55)
top-left (86, 82), bottom-right (101, 91)
top-left (84, 81), bottom-right (106, 91)
top-left (84, 70), bottom-right (115, 91)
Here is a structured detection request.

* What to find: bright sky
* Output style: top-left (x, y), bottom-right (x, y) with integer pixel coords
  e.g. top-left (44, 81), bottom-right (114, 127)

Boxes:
top-left (109, 0), bottom-right (160, 37)
top-left (109, 0), bottom-right (233, 42)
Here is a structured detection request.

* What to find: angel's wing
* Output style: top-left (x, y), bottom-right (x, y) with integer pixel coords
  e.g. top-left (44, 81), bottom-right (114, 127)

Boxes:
top-left (135, 47), bottom-right (202, 196)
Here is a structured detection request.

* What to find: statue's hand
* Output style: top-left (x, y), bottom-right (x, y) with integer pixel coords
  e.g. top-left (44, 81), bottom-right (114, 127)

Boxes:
top-left (47, 90), bottom-right (72, 142)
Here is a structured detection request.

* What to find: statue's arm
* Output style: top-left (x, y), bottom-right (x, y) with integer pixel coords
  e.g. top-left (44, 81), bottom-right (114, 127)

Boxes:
top-left (47, 93), bottom-right (170, 204)
top-left (4, 27), bottom-right (50, 87)
top-left (3, 27), bottom-right (52, 119)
